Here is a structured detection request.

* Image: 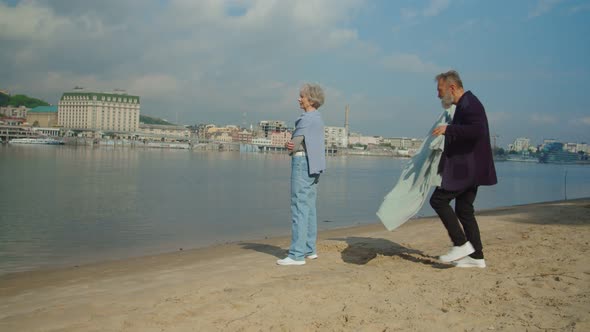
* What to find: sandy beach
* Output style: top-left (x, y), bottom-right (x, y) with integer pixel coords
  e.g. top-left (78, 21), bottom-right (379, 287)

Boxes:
top-left (1, 199), bottom-right (589, 331)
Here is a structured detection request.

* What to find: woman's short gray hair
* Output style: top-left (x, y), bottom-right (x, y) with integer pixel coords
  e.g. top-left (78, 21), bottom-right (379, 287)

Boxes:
top-left (300, 83), bottom-right (325, 109)
top-left (435, 70), bottom-right (464, 89)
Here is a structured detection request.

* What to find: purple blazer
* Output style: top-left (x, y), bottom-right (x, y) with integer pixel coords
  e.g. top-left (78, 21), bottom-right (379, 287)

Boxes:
top-left (439, 91), bottom-right (498, 191)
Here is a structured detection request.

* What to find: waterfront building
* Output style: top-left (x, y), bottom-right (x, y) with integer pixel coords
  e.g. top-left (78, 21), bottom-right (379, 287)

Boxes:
top-left (539, 142), bottom-right (579, 163)
top-left (1, 117), bottom-right (25, 126)
top-left (137, 124), bottom-right (192, 142)
top-left (540, 139), bottom-right (557, 150)
top-left (252, 137), bottom-right (271, 146)
top-left (58, 90), bottom-right (140, 132)
top-left (205, 125), bottom-right (238, 139)
top-left (258, 120), bottom-right (288, 138)
top-left (383, 137), bottom-right (423, 150)
top-left (27, 105), bottom-right (58, 127)
top-left (324, 126), bottom-right (348, 148)
top-left (232, 130), bottom-right (253, 144)
top-left (32, 127), bottom-right (61, 137)
top-left (270, 131), bottom-right (290, 147)
top-left (565, 143), bottom-right (579, 153)
top-left (349, 133), bottom-right (381, 146)
top-left (0, 105), bottom-right (28, 118)
top-left (510, 137), bottom-right (531, 152)
top-left (211, 132), bottom-right (233, 143)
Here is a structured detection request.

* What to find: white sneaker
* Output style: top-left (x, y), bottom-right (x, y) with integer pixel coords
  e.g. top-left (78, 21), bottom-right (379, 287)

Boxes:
top-left (306, 254), bottom-right (318, 260)
top-left (453, 256), bottom-right (486, 268)
top-left (277, 257), bottom-right (305, 266)
top-left (439, 242), bottom-right (475, 263)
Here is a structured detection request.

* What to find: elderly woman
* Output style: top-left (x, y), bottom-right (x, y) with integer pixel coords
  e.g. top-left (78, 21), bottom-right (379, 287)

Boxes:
top-left (277, 83), bottom-right (326, 266)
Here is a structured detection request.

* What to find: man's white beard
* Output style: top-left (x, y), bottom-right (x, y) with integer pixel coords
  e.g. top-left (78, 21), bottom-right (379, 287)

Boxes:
top-left (440, 91), bottom-right (453, 109)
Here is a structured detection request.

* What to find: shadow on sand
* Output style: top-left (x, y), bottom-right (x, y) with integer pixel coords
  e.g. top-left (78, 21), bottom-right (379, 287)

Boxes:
top-left (239, 242), bottom-right (287, 259)
top-left (239, 238), bottom-right (453, 269)
top-left (330, 236), bottom-right (453, 269)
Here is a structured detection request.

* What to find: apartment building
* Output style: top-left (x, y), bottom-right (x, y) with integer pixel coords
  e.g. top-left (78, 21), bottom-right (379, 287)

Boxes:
top-left (258, 120), bottom-right (288, 138)
top-left (324, 126), bottom-right (347, 148)
top-left (270, 131), bottom-right (290, 147)
top-left (510, 137), bottom-right (531, 152)
top-left (0, 105), bottom-right (28, 118)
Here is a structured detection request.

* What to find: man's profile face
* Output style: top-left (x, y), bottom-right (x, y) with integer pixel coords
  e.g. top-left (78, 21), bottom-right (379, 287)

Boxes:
top-left (437, 79), bottom-right (454, 109)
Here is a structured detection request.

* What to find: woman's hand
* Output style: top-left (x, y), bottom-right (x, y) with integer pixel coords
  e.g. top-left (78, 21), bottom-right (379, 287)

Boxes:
top-left (285, 141), bottom-right (294, 151)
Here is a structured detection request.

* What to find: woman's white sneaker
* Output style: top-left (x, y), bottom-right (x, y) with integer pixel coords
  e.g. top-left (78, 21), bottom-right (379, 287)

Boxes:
top-left (453, 256), bottom-right (486, 268)
top-left (306, 254), bottom-right (318, 259)
top-left (277, 257), bottom-right (306, 266)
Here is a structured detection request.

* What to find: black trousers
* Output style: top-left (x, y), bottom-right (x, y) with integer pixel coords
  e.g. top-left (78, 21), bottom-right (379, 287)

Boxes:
top-left (429, 186), bottom-right (484, 259)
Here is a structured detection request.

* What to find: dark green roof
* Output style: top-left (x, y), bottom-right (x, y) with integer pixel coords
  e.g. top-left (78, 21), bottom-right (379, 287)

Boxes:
top-left (61, 92), bottom-right (140, 103)
top-left (29, 105), bottom-right (58, 113)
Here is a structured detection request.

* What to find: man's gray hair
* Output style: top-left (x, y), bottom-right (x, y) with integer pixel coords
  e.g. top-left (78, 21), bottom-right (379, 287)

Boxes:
top-left (435, 70), bottom-right (464, 88)
top-left (300, 83), bottom-right (325, 109)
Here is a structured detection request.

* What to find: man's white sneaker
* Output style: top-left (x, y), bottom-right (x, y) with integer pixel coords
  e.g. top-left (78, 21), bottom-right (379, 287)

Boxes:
top-left (453, 256), bottom-right (486, 268)
top-left (306, 254), bottom-right (318, 260)
top-left (277, 257), bottom-right (306, 266)
top-left (439, 242), bottom-right (475, 263)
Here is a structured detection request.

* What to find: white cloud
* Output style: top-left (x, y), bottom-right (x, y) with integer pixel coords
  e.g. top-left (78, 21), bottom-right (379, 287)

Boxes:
top-left (423, 0), bottom-right (451, 17)
top-left (568, 3), bottom-right (590, 15)
top-left (528, 0), bottom-right (565, 19)
top-left (487, 111), bottom-right (510, 125)
top-left (572, 117), bottom-right (590, 126)
top-left (530, 113), bottom-right (557, 124)
top-left (326, 29), bottom-right (359, 48)
top-left (0, 2), bottom-right (68, 40)
top-left (129, 75), bottom-right (181, 98)
top-left (381, 53), bottom-right (444, 74)
top-left (401, 0), bottom-right (451, 19)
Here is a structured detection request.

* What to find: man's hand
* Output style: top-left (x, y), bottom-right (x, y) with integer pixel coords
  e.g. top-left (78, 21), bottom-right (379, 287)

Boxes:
top-left (432, 125), bottom-right (447, 137)
top-left (285, 141), bottom-right (294, 151)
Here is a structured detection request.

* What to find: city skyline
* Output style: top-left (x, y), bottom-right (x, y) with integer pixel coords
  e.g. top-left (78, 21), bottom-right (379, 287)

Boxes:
top-left (1, 0), bottom-right (589, 147)
top-left (2, 88), bottom-right (587, 151)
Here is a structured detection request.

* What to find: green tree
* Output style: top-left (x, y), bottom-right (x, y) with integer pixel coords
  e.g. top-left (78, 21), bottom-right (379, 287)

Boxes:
top-left (139, 115), bottom-right (175, 125)
top-left (493, 147), bottom-right (505, 155)
top-left (8, 94), bottom-right (50, 108)
top-left (0, 92), bottom-right (9, 106)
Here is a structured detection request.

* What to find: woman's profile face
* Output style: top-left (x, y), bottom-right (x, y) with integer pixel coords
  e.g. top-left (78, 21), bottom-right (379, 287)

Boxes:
top-left (298, 92), bottom-right (312, 111)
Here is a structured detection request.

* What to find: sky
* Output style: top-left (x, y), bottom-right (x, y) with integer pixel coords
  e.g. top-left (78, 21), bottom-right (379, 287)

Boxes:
top-left (1, 0), bottom-right (589, 147)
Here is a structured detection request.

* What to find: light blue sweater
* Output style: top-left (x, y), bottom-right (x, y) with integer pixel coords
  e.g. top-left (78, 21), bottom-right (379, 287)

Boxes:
top-left (292, 111), bottom-right (326, 175)
top-left (376, 106), bottom-right (455, 231)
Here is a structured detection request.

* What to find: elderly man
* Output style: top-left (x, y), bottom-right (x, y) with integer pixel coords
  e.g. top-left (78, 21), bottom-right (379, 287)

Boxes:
top-left (430, 70), bottom-right (497, 268)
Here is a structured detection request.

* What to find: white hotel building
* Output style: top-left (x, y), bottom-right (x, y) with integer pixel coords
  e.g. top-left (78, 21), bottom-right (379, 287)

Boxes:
top-left (58, 91), bottom-right (140, 132)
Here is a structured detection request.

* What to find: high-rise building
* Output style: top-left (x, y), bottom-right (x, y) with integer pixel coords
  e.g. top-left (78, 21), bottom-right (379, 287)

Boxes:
top-left (58, 91), bottom-right (140, 132)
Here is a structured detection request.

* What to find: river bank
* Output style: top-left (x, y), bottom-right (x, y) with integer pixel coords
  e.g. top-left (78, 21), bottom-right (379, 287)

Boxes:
top-left (1, 199), bottom-right (588, 331)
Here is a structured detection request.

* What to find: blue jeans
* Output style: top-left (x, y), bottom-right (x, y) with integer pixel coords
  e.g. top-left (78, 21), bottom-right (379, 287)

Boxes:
top-left (288, 156), bottom-right (319, 261)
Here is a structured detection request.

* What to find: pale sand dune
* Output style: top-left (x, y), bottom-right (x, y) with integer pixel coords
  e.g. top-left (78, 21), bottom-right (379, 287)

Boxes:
top-left (1, 199), bottom-right (589, 331)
